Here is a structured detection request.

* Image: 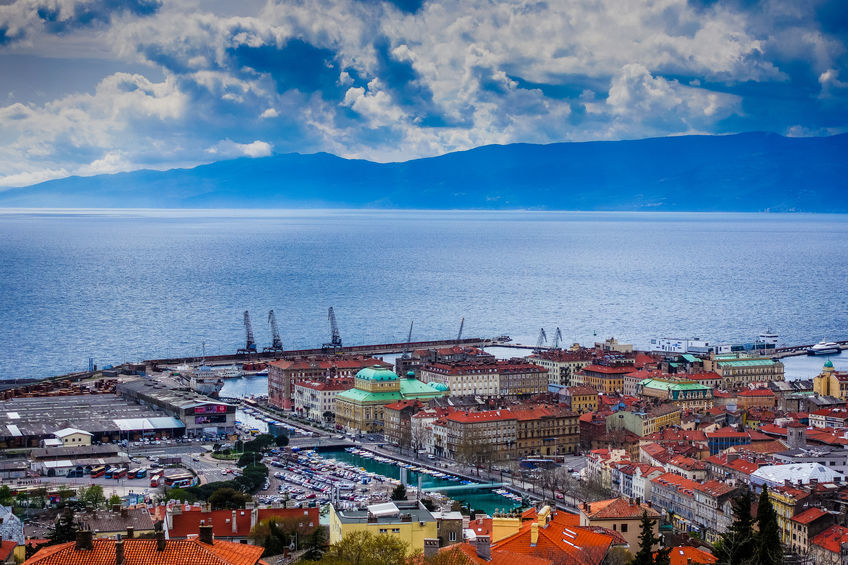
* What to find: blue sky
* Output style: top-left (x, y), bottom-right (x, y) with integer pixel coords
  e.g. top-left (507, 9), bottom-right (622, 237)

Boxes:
top-left (0, 0), bottom-right (846, 187)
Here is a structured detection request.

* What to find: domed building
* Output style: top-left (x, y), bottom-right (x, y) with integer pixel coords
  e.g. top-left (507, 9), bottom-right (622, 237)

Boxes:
top-left (813, 359), bottom-right (848, 400)
top-left (334, 367), bottom-right (445, 433)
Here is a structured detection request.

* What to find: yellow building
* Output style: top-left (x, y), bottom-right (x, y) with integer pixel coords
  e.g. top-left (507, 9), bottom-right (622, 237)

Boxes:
top-left (577, 365), bottom-right (634, 394)
top-left (53, 428), bottom-right (93, 446)
top-left (328, 501), bottom-right (437, 555)
top-left (769, 484), bottom-right (810, 545)
top-left (813, 360), bottom-right (848, 399)
top-left (560, 385), bottom-right (599, 414)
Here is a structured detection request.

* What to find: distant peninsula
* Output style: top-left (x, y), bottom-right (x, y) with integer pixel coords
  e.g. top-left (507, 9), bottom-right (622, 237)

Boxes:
top-left (1, 132), bottom-right (846, 212)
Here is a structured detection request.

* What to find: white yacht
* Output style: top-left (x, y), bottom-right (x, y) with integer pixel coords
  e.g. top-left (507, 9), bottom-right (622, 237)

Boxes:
top-left (808, 341), bottom-right (841, 356)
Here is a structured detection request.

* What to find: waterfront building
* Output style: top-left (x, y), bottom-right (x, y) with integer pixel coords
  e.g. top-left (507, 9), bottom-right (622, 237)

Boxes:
top-left (334, 367), bottom-right (444, 433)
top-left (292, 377), bottom-right (354, 423)
top-left (24, 528), bottom-right (265, 565)
top-left (527, 349), bottom-right (594, 387)
top-left (419, 359), bottom-right (548, 398)
top-left (650, 337), bottom-right (729, 355)
top-left (328, 501), bottom-right (437, 555)
top-left (605, 404), bottom-right (682, 437)
top-left (637, 378), bottom-right (713, 410)
top-left (268, 355), bottom-right (390, 410)
top-left (515, 405), bottom-right (579, 457)
top-left (702, 353), bottom-right (784, 389)
top-left (117, 379), bottom-right (234, 437)
top-left (813, 360), bottom-right (848, 401)
top-left (595, 338), bottom-right (634, 353)
top-left (579, 497), bottom-right (659, 552)
top-left (383, 400), bottom-right (424, 450)
top-left (558, 385), bottom-right (599, 414)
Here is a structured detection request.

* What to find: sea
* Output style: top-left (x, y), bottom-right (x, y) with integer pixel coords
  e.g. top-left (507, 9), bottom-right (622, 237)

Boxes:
top-left (1, 209), bottom-right (847, 381)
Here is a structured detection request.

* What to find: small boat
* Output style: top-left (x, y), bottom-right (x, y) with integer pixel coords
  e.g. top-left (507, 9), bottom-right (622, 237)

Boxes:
top-left (808, 341), bottom-right (841, 355)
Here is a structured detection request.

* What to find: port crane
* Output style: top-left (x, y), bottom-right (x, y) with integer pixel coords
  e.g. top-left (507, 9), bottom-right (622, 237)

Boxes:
top-left (456, 317), bottom-right (464, 343)
top-left (323, 307), bottom-right (343, 350)
top-left (401, 320), bottom-right (414, 358)
top-left (264, 310), bottom-right (285, 353)
top-left (237, 311), bottom-right (257, 354)
top-left (553, 327), bottom-right (563, 350)
top-left (534, 327), bottom-right (547, 353)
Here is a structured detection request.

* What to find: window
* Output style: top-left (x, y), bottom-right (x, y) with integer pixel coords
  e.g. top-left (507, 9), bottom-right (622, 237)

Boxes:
top-left (450, 531), bottom-right (457, 541)
top-left (379, 529), bottom-right (387, 534)
top-left (621, 523), bottom-right (628, 533)
top-left (392, 528), bottom-right (400, 533)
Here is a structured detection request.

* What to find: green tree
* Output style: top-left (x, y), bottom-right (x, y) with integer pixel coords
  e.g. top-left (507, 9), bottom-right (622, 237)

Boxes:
top-left (78, 485), bottom-right (106, 508)
top-left (714, 490), bottom-right (755, 565)
top-left (302, 526), bottom-right (326, 561)
top-left (390, 483), bottom-right (407, 501)
top-left (0, 485), bottom-right (13, 507)
top-left (629, 511), bottom-right (659, 565)
top-left (274, 433), bottom-right (289, 447)
top-left (237, 451), bottom-right (260, 467)
top-left (755, 486), bottom-right (783, 565)
top-left (654, 546), bottom-right (671, 565)
top-left (108, 494), bottom-right (122, 507)
top-left (320, 530), bottom-right (411, 565)
top-left (208, 487), bottom-right (250, 510)
top-left (47, 506), bottom-right (79, 545)
top-left (168, 488), bottom-right (199, 503)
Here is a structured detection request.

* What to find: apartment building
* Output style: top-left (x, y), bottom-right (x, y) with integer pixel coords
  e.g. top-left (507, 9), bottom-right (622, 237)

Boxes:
top-left (527, 349), bottom-right (594, 387)
top-left (703, 353), bottom-right (785, 389)
top-left (606, 404), bottom-right (682, 437)
top-left (268, 356), bottom-right (390, 410)
top-left (292, 378), bottom-right (354, 422)
top-left (419, 359), bottom-right (548, 398)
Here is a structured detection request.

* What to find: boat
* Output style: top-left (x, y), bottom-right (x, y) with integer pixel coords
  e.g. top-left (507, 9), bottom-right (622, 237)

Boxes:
top-left (188, 375), bottom-right (225, 396)
top-left (808, 341), bottom-right (841, 355)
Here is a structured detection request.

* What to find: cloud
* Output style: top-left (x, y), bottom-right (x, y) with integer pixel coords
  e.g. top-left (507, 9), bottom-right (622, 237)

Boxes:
top-left (206, 139), bottom-right (273, 158)
top-left (260, 107), bottom-right (279, 118)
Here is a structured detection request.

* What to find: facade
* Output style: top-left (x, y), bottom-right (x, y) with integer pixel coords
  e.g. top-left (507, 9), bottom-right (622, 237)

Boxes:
top-left (811, 525), bottom-right (848, 565)
top-left (383, 400), bottom-right (423, 450)
top-left (53, 428), bottom-right (93, 446)
top-left (527, 349), bottom-right (594, 387)
top-left (419, 359), bottom-right (548, 398)
top-left (736, 388), bottom-right (776, 410)
top-left (577, 365), bottom-right (634, 393)
top-left (692, 481), bottom-right (738, 543)
top-left (268, 356), bottom-right (390, 410)
top-left (334, 367), bottom-right (444, 433)
top-left (292, 378), bottom-right (354, 422)
top-left (579, 497), bottom-right (660, 551)
top-left (703, 354), bottom-right (785, 389)
top-left (813, 360), bottom-right (848, 401)
top-left (789, 507), bottom-right (833, 555)
top-left (328, 501), bottom-right (437, 555)
top-left (650, 473), bottom-right (699, 533)
top-left (606, 405), bottom-right (682, 437)
top-left (558, 385), bottom-right (599, 414)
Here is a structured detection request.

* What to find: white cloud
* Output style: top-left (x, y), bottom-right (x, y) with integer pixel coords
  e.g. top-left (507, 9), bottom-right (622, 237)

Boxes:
top-left (260, 107), bottom-right (279, 118)
top-left (206, 139), bottom-right (273, 158)
top-left (0, 167), bottom-right (70, 188)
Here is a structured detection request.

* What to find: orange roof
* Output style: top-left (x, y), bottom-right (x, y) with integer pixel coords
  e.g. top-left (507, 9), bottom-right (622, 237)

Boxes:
top-left (584, 497), bottom-right (660, 520)
top-left (444, 543), bottom-right (553, 565)
top-left (24, 538), bottom-right (266, 565)
top-left (663, 546), bottom-right (717, 565)
top-left (812, 525), bottom-right (848, 553)
top-left (694, 480), bottom-right (735, 497)
top-left (168, 507), bottom-right (318, 539)
top-left (0, 541), bottom-right (17, 561)
top-left (494, 512), bottom-right (614, 565)
top-left (738, 388), bottom-right (774, 397)
top-left (581, 365), bottom-right (635, 375)
top-left (791, 507), bottom-right (829, 525)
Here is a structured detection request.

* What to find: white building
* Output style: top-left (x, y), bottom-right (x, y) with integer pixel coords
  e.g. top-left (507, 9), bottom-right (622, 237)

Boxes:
top-left (293, 379), bottom-right (354, 423)
top-left (750, 463), bottom-right (844, 490)
top-left (650, 338), bottom-right (732, 355)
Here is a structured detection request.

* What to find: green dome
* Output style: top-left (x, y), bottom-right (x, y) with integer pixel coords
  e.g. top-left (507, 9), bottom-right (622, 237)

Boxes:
top-left (824, 359), bottom-right (835, 368)
top-left (356, 366), bottom-right (399, 381)
top-left (428, 381), bottom-right (449, 392)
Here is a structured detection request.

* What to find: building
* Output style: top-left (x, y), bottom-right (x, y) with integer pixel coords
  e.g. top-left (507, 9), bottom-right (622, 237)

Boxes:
top-left (692, 481), bottom-right (738, 543)
top-left (664, 547), bottom-right (718, 565)
top-left (810, 407), bottom-right (848, 429)
top-left (334, 367), bottom-right (444, 433)
top-left (811, 525), bottom-right (848, 565)
top-left (328, 501), bottom-right (436, 555)
top-left (268, 356), bottom-right (390, 410)
top-left (419, 359), bottom-right (548, 398)
top-left (514, 405), bottom-right (579, 458)
top-left (638, 379), bottom-right (713, 410)
top-left (650, 473), bottom-right (700, 533)
top-left (579, 497), bottom-right (660, 551)
top-left (24, 528), bottom-right (266, 565)
top-left (558, 385), bottom-right (599, 414)
top-left (383, 400), bottom-right (424, 450)
top-left (606, 404), bottom-right (682, 437)
top-left (80, 506), bottom-right (156, 538)
top-left (117, 380), bottom-right (235, 437)
top-left (527, 349), bottom-right (594, 387)
top-left (53, 428), bottom-right (92, 447)
top-left (751, 463), bottom-right (844, 490)
top-left (703, 354), bottom-right (785, 389)
top-left (576, 365), bottom-right (634, 394)
top-left (736, 388), bottom-right (776, 410)
top-left (166, 504), bottom-right (319, 543)
top-left (813, 360), bottom-right (848, 400)
top-left (789, 507), bottom-right (833, 555)
top-left (292, 378), bottom-right (354, 423)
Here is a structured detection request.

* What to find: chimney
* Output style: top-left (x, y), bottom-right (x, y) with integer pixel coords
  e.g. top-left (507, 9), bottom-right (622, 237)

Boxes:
top-left (476, 535), bottom-right (491, 560)
top-left (530, 523), bottom-right (539, 546)
top-left (115, 539), bottom-right (125, 565)
top-left (423, 538), bottom-right (439, 559)
top-left (232, 510), bottom-right (238, 534)
top-left (112, 504), bottom-right (121, 513)
top-left (75, 530), bottom-right (93, 551)
top-left (126, 527), bottom-right (134, 539)
top-left (121, 507), bottom-right (128, 518)
top-left (155, 530), bottom-right (166, 552)
top-left (199, 524), bottom-right (214, 545)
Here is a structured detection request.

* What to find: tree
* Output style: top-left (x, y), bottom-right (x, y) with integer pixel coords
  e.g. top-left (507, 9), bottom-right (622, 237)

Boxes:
top-left (274, 433), bottom-right (289, 447)
top-left (302, 525), bottom-right (326, 561)
top-left (108, 494), bottom-right (122, 507)
top-left (756, 486), bottom-right (783, 565)
top-left (0, 485), bottom-right (13, 507)
top-left (167, 488), bottom-right (198, 503)
top-left (208, 487), bottom-right (250, 510)
top-left (629, 511), bottom-right (659, 565)
top-left (238, 451), bottom-right (260, 468)
top-left (605, 547), bottom-right (633, 565)
top-left (714, 490), bottom-right (755, 565)
top-left (391, 483), bottom-right (407, 501)
top-left (320, 530), bottom-right (411, 565)
top-left (77, 485), bottom-right (106, 508)
top-left (654, 546), bottom-right (671, 565)
top-left (47, 506), bottom-right (79, 545)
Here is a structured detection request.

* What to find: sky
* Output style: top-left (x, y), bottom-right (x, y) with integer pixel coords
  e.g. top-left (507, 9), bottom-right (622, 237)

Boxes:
top-left (0, 0), bottom-right (846, 188)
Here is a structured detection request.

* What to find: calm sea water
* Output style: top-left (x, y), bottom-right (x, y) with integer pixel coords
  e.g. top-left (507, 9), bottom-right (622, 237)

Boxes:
top-left (1, 209), bottom-right (847, 380)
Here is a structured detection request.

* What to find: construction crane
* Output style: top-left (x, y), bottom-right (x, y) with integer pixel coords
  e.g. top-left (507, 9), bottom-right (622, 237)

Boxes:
top-left (456, 317), bottom-right (465, 343)
top-left (401, 320), bottom-right (414, 358)
top-left (553, 327), bottom-right (563, 350)
top-left (264, 309), bottom-right (284, 353)
top-left (534, 327), bottom-right (548, 353)
top-left (237, 310), bottom-right (257, 354)
top-left (323, 307), bottom-right (342, 350)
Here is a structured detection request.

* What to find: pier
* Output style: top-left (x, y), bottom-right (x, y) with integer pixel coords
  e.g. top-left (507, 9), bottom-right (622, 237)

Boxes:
top-left (424, 482), bottom-right (506, 493)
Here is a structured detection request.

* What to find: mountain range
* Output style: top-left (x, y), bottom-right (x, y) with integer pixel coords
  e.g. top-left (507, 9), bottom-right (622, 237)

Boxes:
top-left (1, 132), bottom-right (846, 211)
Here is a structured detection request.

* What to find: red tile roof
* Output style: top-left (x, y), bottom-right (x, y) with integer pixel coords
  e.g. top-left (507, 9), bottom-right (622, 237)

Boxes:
top-left (494, 511), bottom-right (614, 565)
top-left (583, 498), bottom-right (660, 520)
top-left (792, 507), bottom-right (829, 525)
top-left (664, 546), bottom-right (717, 565)
top-left (651, 472), bottom-right (701, 495)
top-left (0, 540), bottom-right (17, 561)
top-left (812, 525), bottom-right (848, 554)
top-left (694, 480), bottom-right (736, 497)
top-left (738, 388), bottom-right (774, 397)
top-left (758, 424), bottom-right (788, 436)
top-left (581, 365), bottom-right (636, 375)
top-left (444, 543), bottom-right (553, 565)
top-left (168, 507), bottom-right (318, 539)
top-left (24, 538), bottom-right (266, 565)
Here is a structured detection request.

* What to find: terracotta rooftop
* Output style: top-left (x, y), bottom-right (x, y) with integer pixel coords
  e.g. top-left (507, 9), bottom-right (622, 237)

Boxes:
top-left (664, 546), bottom-right (717, 565)
top-left (443, 542), bottom-right (553, 565)
top-left (583, 498), bottom-right (660, 520)
top-left (168, 506), bottom-right (318, 539)
top-left (24, 537), bottom-right (267, 565)
top-left (791, 507), bottom-right (829, 525)
top-left (694, 480), bottom-right (736, 497)
top-left (738, 388), bottom-right (775, 397)
top-left (494, 511), bottom-right (614, 565)
top-left (811, 525), bottom-right (848, 554)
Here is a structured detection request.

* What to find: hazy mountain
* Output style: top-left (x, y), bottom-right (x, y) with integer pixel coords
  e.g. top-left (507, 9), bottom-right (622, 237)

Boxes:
top-left (1, 132), bottom-right (846, 211)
